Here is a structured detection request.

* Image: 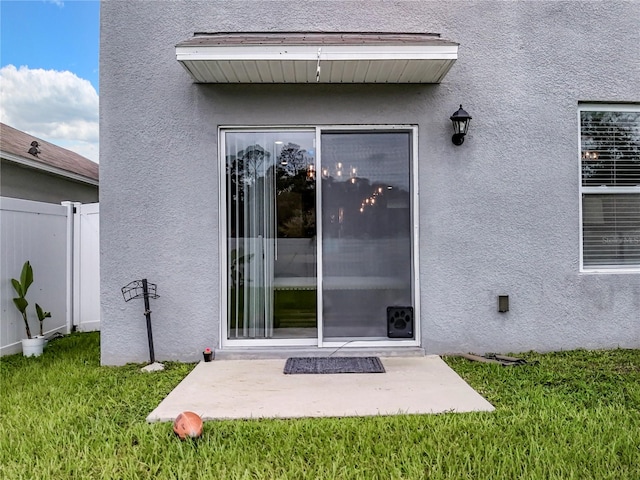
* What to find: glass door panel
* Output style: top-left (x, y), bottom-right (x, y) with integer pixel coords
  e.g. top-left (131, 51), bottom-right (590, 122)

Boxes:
top-left (225, 131), bottom-right (317, 339)
top-left (320, 132), bottom-right (413, 339)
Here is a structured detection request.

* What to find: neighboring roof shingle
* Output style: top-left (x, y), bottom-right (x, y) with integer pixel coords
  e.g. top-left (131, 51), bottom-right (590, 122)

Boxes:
top-left (0, 122), bottom-right (98, 182)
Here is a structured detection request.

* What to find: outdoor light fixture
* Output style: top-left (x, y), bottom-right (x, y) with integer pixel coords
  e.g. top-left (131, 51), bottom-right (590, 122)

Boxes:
top-left (450, 105), bottom-right (472, 145)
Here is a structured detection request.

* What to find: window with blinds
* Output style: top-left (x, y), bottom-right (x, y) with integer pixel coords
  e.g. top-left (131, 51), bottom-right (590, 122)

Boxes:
top-left (580, 106), bottom-right (640, 270)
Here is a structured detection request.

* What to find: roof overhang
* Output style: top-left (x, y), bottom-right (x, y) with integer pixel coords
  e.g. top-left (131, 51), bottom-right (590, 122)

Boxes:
top-left (176, 33), bottom-right (458, 84)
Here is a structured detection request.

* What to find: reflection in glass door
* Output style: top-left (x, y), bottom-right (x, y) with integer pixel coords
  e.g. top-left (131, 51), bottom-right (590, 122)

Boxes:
top-left (320, 132), bottom-right (413, 340)
top-left (225, 131), bottom-right (317, 339)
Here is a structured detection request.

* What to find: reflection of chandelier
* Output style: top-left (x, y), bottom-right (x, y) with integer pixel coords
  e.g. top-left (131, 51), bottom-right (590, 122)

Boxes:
top-left (582, 151), bottom-right (599, 160)
top-left (321, 162), bottom-right (357, 181)
top-left (306, 164), bottom-right (315, 180)
top-left (359, 187), bottom-right (385, 213)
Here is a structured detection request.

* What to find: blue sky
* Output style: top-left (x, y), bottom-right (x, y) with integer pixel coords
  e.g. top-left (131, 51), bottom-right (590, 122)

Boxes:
top-left (1, 0), bottom-right (100, 162)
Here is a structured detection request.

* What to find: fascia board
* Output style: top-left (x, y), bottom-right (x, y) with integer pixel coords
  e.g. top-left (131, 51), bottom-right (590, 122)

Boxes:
top-left (1, 151), bottom-right (99, 186)
top-left (176, 44), bottom-right (458, 62)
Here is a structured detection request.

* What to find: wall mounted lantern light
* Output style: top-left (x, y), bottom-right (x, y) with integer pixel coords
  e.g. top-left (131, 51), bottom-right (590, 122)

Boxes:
top-left (450, 105), bottom-right (472, 145)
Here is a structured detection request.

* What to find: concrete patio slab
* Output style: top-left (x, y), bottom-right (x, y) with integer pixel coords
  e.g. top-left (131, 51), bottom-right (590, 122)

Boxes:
top-left (147, 356), bottom-right (494, 422)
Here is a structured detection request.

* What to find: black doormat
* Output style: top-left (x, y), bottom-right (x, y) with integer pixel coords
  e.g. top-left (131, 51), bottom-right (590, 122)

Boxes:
top-left (284, 356), bottom-right (385, 374)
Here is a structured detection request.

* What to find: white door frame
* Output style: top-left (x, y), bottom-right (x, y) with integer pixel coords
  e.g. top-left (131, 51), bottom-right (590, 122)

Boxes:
top-left (219, 125), bottom-right (421, 349)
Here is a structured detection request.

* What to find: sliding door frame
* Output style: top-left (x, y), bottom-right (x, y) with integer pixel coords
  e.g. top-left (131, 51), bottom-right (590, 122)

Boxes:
top-left (219, 127), bottom-right (317, 347)
top-left (219, 125), bottom-right (421, 349)
top-left (317, 125), bottom-right (420, 348)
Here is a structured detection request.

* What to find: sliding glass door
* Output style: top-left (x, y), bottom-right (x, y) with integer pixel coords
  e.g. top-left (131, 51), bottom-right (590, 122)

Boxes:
top-left (320, 132), bottom-right (413, 339)
top-left (223, 128), bottom-right (415, 344)
top-left (225, 131), bottom-right (317, 340)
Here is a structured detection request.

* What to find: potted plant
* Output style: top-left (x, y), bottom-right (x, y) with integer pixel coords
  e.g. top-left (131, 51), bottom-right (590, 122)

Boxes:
top-left (11, 261), bottom-right (48, 357)
top-left (203, 347), bottom-right (213, 362)
top-left (36, 304), bottom-right (52, 341)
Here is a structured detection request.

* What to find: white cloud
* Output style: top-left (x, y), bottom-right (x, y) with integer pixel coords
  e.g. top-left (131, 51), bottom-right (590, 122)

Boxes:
top-left (0, 65), bottom-right (99, 163)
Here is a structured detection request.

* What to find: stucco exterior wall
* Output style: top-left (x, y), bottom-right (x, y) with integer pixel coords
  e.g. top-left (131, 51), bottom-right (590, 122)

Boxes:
top-left (1, 161), bottom-right (98, 204)
top-left (100, 0), bottom-right (640, 364)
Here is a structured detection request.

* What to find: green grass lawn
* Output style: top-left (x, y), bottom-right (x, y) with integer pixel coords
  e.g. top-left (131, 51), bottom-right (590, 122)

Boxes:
top-left (1, 332), bottom-right (639, 479)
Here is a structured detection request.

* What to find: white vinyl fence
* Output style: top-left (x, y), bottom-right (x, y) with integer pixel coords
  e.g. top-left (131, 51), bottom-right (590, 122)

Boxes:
top-left (0, 197), bottom-right (100, 356)
top-left (73, 202), bottom-right (100, 332)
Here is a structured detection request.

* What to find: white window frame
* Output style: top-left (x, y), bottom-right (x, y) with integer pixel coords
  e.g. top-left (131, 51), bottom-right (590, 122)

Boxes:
top-left (218, 125), bottom-right (421, 348)
top-left (578, 103), bottom-right (640, 273)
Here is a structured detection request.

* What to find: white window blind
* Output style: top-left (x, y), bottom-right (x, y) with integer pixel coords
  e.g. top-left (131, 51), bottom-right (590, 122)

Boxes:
top-left (580, 107), bottom-right (640, 270)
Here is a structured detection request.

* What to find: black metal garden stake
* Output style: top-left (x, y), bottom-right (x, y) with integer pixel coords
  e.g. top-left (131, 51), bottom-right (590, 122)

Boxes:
top-left (141, 279), bottom-right (155, 363)
top-left (122, 279), bottom-right (159, 364)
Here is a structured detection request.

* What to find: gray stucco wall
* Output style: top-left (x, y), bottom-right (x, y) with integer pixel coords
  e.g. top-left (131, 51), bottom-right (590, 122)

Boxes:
top-left (1, 161), bottom-right (98, 204)
top-left (100, 0), bottom-right (640, 364)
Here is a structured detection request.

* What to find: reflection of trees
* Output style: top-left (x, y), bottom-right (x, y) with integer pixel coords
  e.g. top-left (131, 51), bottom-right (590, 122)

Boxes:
top-left (581, 111), bottom-right (640, 186)
top-left (226, 144), bottom-right (272, 237)
top-left (226, 144), bottom-right (271, 198)
top-left (227, 143), bottom-right (316, 238)
top-left (276, 143), bottom-right (315, 238)
top-left (277, 143), bottom-right (309, 178)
